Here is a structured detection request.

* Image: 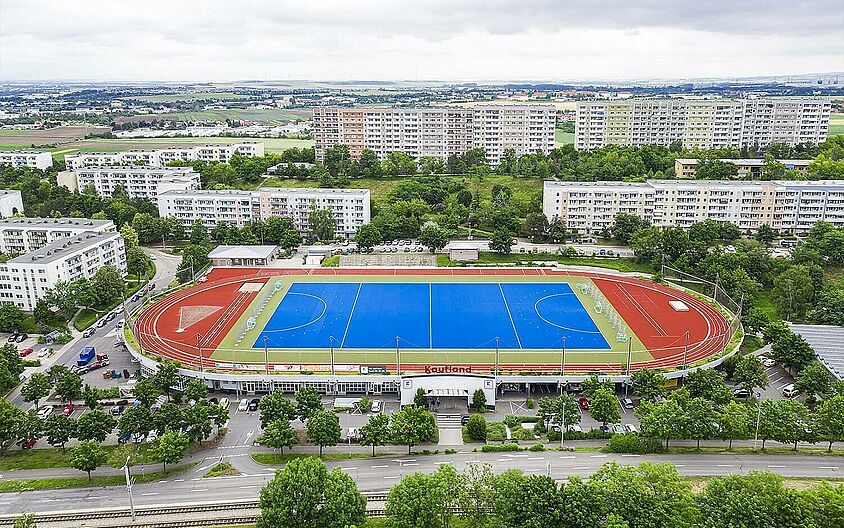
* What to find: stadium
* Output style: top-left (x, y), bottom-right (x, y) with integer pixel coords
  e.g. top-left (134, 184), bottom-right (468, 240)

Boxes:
top-left (126, 267), bottom-right (740, 405)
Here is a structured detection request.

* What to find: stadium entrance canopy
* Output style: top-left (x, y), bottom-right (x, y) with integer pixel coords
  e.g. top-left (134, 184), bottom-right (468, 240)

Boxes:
top-left (399, 374), bottom-right (496, 410)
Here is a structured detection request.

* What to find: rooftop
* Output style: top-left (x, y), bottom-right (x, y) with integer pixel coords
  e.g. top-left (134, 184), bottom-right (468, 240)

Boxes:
top-left (258, 187), bottom-right (370, 196)
top-left (8, 231), bottom-right (120, 265)
top-left (789, 324), bottom-right (844, 381)
top-left (675, 158), bottom-right (813, 166)
top-left (0, 217), bottom-right (113, 229)
top-left (159, 189), bottom-right (252, 197)
top-left (209, 245), bottom-right (277, 260)
top-left (75, 166), bottom-right (197, 173)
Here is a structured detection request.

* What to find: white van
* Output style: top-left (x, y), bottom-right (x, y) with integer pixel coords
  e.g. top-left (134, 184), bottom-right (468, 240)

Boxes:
top-left (238, 398), bottom-right (249, 412)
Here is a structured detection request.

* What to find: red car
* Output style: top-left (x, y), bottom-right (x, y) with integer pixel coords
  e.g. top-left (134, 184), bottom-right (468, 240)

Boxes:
top-left (62, 403), bottom-right (75, 416)
top-left (578, 397), bottom-right (590, 410)
top-left (21, 438), bottom-right (36, 449)
top-left (19, 347), bottom-right (33, 357)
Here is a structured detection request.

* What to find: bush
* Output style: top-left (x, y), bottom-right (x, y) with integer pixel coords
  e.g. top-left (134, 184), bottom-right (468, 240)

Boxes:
top-left (528, 443), bottom-right (545, 452)
top-left (466, 414), bottom-right (488, 441)
top-left (504, 414), bottom-right (540, 427)
top-left (515, 428), bottom-right (537, 441)
top-left (444, 448), bottom-right (457, 454)
top-left (486, 422), bottom-right (507, 442)
top-left (534, 421), bottom-right (547, 434)
top-left (586, 428), bottom-right (613, 440)
top-left (481, 443), bottom-right (520, 453)
top-left (525, 398), bottom-right (535, 409)
top-left (607, 433), bottom-right (664, 454)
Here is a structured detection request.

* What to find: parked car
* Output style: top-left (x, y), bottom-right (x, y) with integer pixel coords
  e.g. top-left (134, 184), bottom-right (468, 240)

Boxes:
top-left (7, 333), bottom-right (19, 343)
top-left (118, 431), bottom-right (132, 444)
top-left (248, 398), bottom-right (260, 412)
top-left (566, 424), bottom-right (583, 433)
top-left (37, 347), bottom-right (52, 358)
top-left (15, 333), bottom-right (27, 343)
top-left (782, 384), bottom-right (800, 398)
top-left (624, 424), bottom-right (638, 434)
top-left (238, 399), bottom-right (249, 412)
top-left (62, 403), bottom-right (75, 416)
top-left (116, 319), bottom-right (125, 329)
top-left (218, 397), bottom-right (230, 409)
top-left (611, 424), bottom-right (626, 435)
top-left (109, 405), bottom-right (124, 416)
top-left (145, 430), bottom-right (158, 444)
top-left (105, 312), bottom-right (116, 322)
top-left (578, 397), bottom-right (590, 410)
top-left (21, 438), bottom-right (36, 449)
top-left (96, 319), bottom-right (107, 328)
top-left (733, 388), bottom-right (752, 399)
top-left (760, 356), bottom-right (776, 368)
top-left (621, 398), bottom-right (635, 410)
top-left (82, 328), bottom-right (96, 338)
top-left (37, 406), bottom-right (53, 419)
top-left (371, 400), bottom-right (382, 413)
top-left (19, 347), bottom-right (33, 357)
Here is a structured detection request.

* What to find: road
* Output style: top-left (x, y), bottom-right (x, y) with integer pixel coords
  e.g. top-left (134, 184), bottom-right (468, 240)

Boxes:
top-left (1, 449), bottom-right (840, 515)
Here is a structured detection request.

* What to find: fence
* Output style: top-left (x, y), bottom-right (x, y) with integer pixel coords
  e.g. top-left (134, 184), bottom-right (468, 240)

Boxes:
top-left (234, 278), bottom-right (284, 346)
top-left (661, 263), bottom-right (743, 337)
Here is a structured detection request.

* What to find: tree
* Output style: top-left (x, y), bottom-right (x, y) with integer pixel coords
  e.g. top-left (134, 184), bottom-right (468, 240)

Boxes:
top-left (772, 265), bottom-right (815, 320)
top-left (153, 403), bottom-right (183, 435)
top-left (758, 398), bottom-right (811, 450)
top-left (0, 399), bottom-right (23, 450)
top-left (489, 228), bottom-right (513, 255)
top-left (120, 223), bottom-right (140, 249)
top-left (70, 440), bottom-right (108, 480)
top-left (15, 410), bottom-right (44, 448)
top-left (385, 472), bottom-right (446, 528)
top-left (360, 412), bottom-right (391, 456)
top-left (493, 470), bottom-right (560, 528)
top-left (152, 431), bottom-right (189, 474)
top-left (76, 408), bottom-right (116, 442)
top-left (590, 387), bottom-right (620, 426)
top-left (732, 355), bottom-right (769, 392)
top-left (807, 288), bottom-right (844, 326)
top-left (132, 378), bottom-right (162, 407)
top-left (0, 303), bottom-right (24, 333)
top-left (755, 224), bottom-right (776, 246)
top-left (414, 387), bottom-right (428, 408)
top-left (177, 243), bottom-right (210, 282)
top-left (257, 419), bottom-right (299, 454)
top-left (54, 371), bottom-right (82, 404)
top-left (82, 383), bottom-right (100, 410)
top-left (91, 265), bottom-right (124, 306)
top-left (118, 404), bottom-right (153, 442)
top-left (155, 360), bottom-right (181, 401)
top-left (685, 368), bottom-right (732, 404)
top-left (259, 390), bottom-right (298, 428)
top-left (816, 395), bottom-right (844, 451)
top-left (472, 389), bottom-right (487, 411)
top-left (630, 368), bottom-right (666, 401)
top-left (419, 224), bottom-right (449, 253)
top-left (717, 401), bottom-right (750, 449)
top-left (21, 372), bottom-right (51, 409)
top-left (0, 343), bottom-right (24, 394)
top-left (353, 223), bottom-right (383, 252)
top-left (126, 246), bottom-right (150, 278)
top-left (189, 219), bottom-right (209, 245)
top-left (306, 409), bottom-right (340, 456)
top-left (183, 378), bottom-right (209, 403)
top-left (771, 331), bottom-right (817, 374)
top-left (521, 212), bottom-right (550, 241)
top-left (611, 213), bottom-right (651, 244)
top-left (637, 399), bottom-right (684, 448)
top-left (696, 158), bottom-right (739, 180)
top-left (43, 414), bottom-right (76, 449)
top-left (13, 514), bottom-right (35, 528)
top-left (182, 404), bottom-right (213, 444)
top-left (308, 207), bottom-right (337, 242)
top-left (132, 212), bottom-right (160, 244)
top-left (684, 397), bottom-right (719, 449)
top-left (795, 361), bottom-right (832, 406)
top-left (295, 387), bottom-right (323, 421)
top-left (390, 405), bottom-right (437, 454)
top-left (465, 414), bottom-right (487, 442)
top-left (257, 457), bottom-right (366, 528)
top-left (697, 472), bottom-right (805, 528)
top-left (582, 374), bottom-right (614, 398)
top-left (458, 463), bottom-right (496, 528)
top-left (538, 394), bottom-right (580, 437)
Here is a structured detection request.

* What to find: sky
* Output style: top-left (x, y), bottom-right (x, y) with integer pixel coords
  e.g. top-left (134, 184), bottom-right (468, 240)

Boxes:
top-left (1, 0), bottom-right (842, 82)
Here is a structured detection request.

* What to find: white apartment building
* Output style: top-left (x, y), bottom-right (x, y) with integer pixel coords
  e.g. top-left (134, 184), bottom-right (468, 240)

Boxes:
top-left (543, 179), bottom-right (844, 234)
top-left (313, 105), bottom-right (555, 165)
top-left (674, 158), bottom-right (812, 179)
top-left (57, 166), bottom-right (201, 204)
top-left (0, 150), bottom-right (54, 170)
top-left (158, 187), bottom-right (371, 238)
top-left (158, 190), bottom-right (254, 229)
top-left (0, 190), bottom-right (23, 217)
top-left (252, 188), bottom-right (370, 237)
top-left (0, 231), bottom-right (126, 311)
top-left (64, 142), bottom-right (265, 170)
top-left (0, 217), bottom-right (116, 254)
top-left (576, 98), bottom-right (830, 150)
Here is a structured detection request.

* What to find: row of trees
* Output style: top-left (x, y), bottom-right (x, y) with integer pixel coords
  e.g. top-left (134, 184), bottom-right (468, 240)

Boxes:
top-left (257, 388), bottom-right (438, 456)
top-left (256, 457), bottom-right (844, 528)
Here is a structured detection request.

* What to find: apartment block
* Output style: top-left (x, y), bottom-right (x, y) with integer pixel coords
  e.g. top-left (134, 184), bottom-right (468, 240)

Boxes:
top-left (313, 105), bottom-right (555, 165)
top-left (0, 231), bottom-right (126, 311)
top-left (674, 158), bottom-right (812, 179)
top-left (0, 150), bottom-right (54, 170)
top-left (543, 179), bottom-right (844, 234)
top-left (64, 142), bottom-right (265, 170)
top-left (158, 187), bottom-right (371, 238)
top-left (252, 188), bottom-right (370, 237)
top-left (576, 98), bottom-right (830, 150)
top-left (57, 166), bottom-right (201, 204)
top-left (0, 190), bottom-right (23, 217)
top-left (0, 217), bottom-right (116, 254)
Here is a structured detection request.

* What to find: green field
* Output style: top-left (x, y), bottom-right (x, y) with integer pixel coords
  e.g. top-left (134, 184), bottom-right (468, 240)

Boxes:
top-left (211, 273), bottom-right (648, 371)
top-left (121, 108), bottom-right (312, 124)
top-left (829, 113), bottom-right (844, 137)
top-left (130, 92), bottom-right (251, 103)
top-left (555, 129), bottom-right (575, 146)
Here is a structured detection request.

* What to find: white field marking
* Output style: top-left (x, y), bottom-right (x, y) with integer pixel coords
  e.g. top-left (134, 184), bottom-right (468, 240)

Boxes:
top-left (340, 284), bottom-right (363, 348)
top-left (498, 283), bottom-right (523, 349)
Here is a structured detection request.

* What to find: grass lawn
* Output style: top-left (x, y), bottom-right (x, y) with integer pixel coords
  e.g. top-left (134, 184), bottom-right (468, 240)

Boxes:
top-left (829, 113), bottom-right (844, 136)
top-left (72, 277), bottom-right (149, 331)
top-left (0, 443), bottom-right (159, 471)
top-left (0, 463), bottom-right (196, 493)
top-left (251, 452), bottom-right (384, 465)
top-left (555, 129), bottom-right (575, 146)
top-left (204, 461), bottom-right (241, 478)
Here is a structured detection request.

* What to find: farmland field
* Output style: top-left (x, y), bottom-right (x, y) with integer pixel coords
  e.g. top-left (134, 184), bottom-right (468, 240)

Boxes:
top-left (0, 126), bottom-right (110, 146)
top-left (120, 108), bottom-right (312, 124)
top-left (129, 92), bottom-right (251, 102)
top-left (829, 113), bottom-right (844, 136)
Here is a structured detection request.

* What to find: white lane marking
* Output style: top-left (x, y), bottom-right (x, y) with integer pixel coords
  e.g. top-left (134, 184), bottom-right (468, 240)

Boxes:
top-left (527, 457), bottom-right (544, 461)
top-left (466, 460), bottom-right (482, 464)
top-left (141, 492), bottom-right (159, 496)
top-left (175, 479), bottom-right (184, 482)
top-left (371, 465), bottom-right (389, 469)
top-left (716, 464), bottom-right (733, 467)
top-left (819, 466), bottom-right (839, 469)
top-left (590, 455), bottom-right (607, 458)
top-left (239, 486), bottom-right (260, 489)
top-left (767, 465), bottom-right (787, 468)
top-left (403, 463), bottom-right (419, 467)
top-left (621, 454), bottom-right (640, 457)
top-left (572, 467), bottom-right (590, 470)
top-left (503, 454), bottom-right (528, 458)
top-left (435, 461), bottom-right (454, 465)
top-left (341, 467), bottom-right (357, 471)
top-left (191, 489), bottom-right (208, 493)
top-left (496, 459), bottom-right (512, 463)
top-left (384, 475), bottom-right (400, 480)
top-left (675, 464), bottom-right (686, 468)
top-left (558, 455), bottom-right (576, 459)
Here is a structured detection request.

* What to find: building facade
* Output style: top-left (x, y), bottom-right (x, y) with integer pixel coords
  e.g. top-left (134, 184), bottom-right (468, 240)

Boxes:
top-left (158, 187), bottom-right (371, 238)
top-left (313, 105), bottom-right (555, 165)
top-left (0, 190), bottom-right (23, 217)
top-left (58, 166), bottom-right (201, 204)
top-left (0, 217), bottom-right (116, 254)
top-left (0, 151), bottom-right (54, 170)
top-left (674, 158), bottom-right (812, 179)
top-left (0, 231), bottom-right (126, 311)
top-left (575, 98), bottom-right (830, 150)
top-left (543, 179), bottom-right (844, 233)
top-left (64, 142), bottom-right (264, 170)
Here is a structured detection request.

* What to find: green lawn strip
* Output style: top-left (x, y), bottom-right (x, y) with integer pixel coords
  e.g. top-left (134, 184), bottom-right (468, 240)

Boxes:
top-left (0, 463), bottom-right (196, 493)
top-left (73, 275), bottom-right (149, 331)
top-left (0, 443), bottom-right (159, 471)
top-left (251, 449), bottom-right (446, 465)
top-left (204, 461), bottom-right (241, 478)
top-left (658, 445), bottom-right (844, 457)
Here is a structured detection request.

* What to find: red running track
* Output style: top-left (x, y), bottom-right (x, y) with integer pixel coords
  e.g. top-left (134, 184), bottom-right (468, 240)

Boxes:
top-left (133, 267), bottom-right (731, 373)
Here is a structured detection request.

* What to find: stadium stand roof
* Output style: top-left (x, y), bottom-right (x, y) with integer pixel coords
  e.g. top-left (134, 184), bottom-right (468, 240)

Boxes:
top-left (789, 324), bottom-right (844, 380)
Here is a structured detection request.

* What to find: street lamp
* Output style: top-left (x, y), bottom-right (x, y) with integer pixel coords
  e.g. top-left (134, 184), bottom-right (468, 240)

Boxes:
top-left (329, 336), bottom-right (336, 377)
top-left (625, 336), bottom-right (633, 397)
top-left (494, 336), bottom-right (500, 376)
top-left (263, 335), bottom-right (270, 375)
top-left (560, 399), bottom-right (568, 448)
top-left (196, 333), bottom-right (204, 372)
top-left (560, 335), bottom-right (567, 395)
top-left (395, 336), bottom-right (401, 376)
top-left (123, 456), bottom-right (135, 522)
top-left (753, 393), bottom-right (763, 450)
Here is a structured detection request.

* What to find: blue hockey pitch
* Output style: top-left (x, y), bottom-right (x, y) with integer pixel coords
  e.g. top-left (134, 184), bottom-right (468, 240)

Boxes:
top-left (253, 282), bottom-right (610, 350)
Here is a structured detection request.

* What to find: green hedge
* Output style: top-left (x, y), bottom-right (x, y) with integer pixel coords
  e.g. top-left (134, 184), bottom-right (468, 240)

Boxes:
top-left (481, 443), bottom-right (520, 453)
top-left (486, 422), bottom-right (507, 442)
top-left (606, 433), bottom-right (664, 454)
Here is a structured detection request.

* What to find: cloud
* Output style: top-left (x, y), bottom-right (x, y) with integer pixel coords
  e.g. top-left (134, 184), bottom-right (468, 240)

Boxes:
top-left (0, 0), bottom-right (841, 81)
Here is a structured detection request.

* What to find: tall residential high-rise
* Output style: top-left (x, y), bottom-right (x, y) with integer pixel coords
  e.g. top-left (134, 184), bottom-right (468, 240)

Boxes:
top-left (313, 105), bottom-right (556, 165)
top-left (575, 97), bottom-right (830, 150)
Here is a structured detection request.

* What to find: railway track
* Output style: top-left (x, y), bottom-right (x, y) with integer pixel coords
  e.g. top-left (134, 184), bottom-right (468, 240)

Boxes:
top-left (0, 494), bottom-right (391, 528)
